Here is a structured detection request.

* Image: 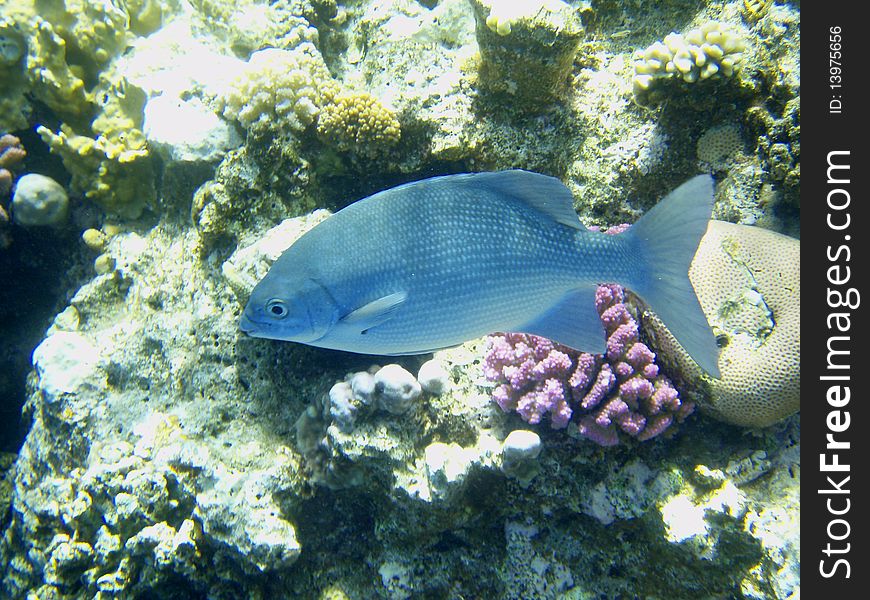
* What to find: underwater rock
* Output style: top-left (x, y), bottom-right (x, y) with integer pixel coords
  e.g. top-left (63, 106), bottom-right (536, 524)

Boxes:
top-left (424, 434), bottom-right (501, 500)
top-left (632, 22), bottom-right (747, 102)
top-left (221, 44), bottom-right (339, 134)
top-left (11, 174), bottom-right (69, 227)
top-left (0, 133), bottom-right (25, 199)
top-left (350, 371), bottom-right (377, 405)
top-left (375, 364), bottom-right (422, 415)
top-left (500, 429), bottom-right (542, 487)
top-left (417, 359), bottom-right (450, 395)
top-left (424, 441), bottom-right (472, 499)
top-left (0, 24), bottom-right (25, 67)
top-left (316, 91), bottom-right (401, 159)
top-left (484, 284), bottom-right (693, 445)
top-left (696, 123), bottom-right (744, 169)
top-left (31, 331), bottom-right (100, 399)
top-left (328, 381), bottom-right (360, 430)
top-left (580, 459), bottom-right (662, 526)
top-left (143, 95), bottom-right (242, 163)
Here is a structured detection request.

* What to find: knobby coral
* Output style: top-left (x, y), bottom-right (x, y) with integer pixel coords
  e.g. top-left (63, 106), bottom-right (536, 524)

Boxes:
top-left (221, 43), bottom-right (339, 133)
top-left (316, 92), bottom-right (401, 158)
top-left (484, 283), bottom-right (693, 446)
top-left (633, 22), bottom-right (746, 101)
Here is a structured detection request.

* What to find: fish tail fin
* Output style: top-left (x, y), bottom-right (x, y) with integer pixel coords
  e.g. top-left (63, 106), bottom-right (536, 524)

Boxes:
top-left (622, 175), bottom-right (721, 377)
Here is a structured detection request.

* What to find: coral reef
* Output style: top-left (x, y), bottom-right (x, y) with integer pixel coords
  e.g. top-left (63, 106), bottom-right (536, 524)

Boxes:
top-left (144, 94), bottom-right (243, 164)
top-left (747, 97), bottom-right (800, 207)
top-left (741, 0), bottom-right (774, 22)
top-left (187, 0), bottom-right (318, 56)
top-left (484, 283), bottom-right (693, 446)
top-left (697, 122), bottom-right (744, 169)
top-left (0, 19), bottom-right (29, 131)
top-left (499, 429), bottom-right (542, 486)
top-left (1, 0), bottom-right (185, 218)
top-left (0, 133), bottom-right (26, 246)
top-left (22, 0), bottom-right (132, 124)
top-left (0, 179), bottom-right (801, 600)
top-left (325, 0), bottom-right (478, 166)
top-left (643, 221), bottom-right (800, 427)
top-left (36, 75), bottom-right (155, 219)
top-left (0, 0), bottom-right (801, 597)
top-left (633, 21), bottom-right (747, 102)
top-left (298, 358), bottom-right (474, 491)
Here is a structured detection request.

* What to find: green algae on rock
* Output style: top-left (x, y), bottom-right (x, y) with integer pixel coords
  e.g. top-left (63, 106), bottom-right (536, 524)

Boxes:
top-left (469, 0), bottom-right (584, 112)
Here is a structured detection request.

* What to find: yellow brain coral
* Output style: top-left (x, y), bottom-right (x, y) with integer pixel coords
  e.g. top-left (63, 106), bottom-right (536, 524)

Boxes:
top-left (643, 221), bottom-right (800, 427)
top-left (316, 92), bottom-right (401, 158)
top-left (697, 124), bottom-right (743, 167)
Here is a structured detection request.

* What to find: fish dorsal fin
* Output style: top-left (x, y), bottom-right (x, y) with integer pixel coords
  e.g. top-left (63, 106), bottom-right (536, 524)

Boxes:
top-left (464, 170), bottom-right (584, 230)
top-left (517, 286), bottom-right (606, 354)
top-left (341, 291), bottom-right (408, 331)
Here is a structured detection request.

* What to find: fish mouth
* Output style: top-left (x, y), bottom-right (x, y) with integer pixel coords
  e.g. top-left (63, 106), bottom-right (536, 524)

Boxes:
top-left (238, 313), bottom-right (257, 334)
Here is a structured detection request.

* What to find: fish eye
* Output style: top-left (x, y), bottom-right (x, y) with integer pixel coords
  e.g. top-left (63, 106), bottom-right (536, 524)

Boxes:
top-left (266, 299), bottom-right (289, 319)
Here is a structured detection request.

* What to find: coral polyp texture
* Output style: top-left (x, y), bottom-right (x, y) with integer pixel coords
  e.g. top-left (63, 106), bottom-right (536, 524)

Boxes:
top-left (0, 0), bottom-right (172, 219)
top-left (0, 133), bottom-right (26, 244)
top-left (316, 92), bottom-right (402, 158)
top-left (632, 22), bottom-right (747, 101)
top-left (221, 44), bottom-right (340, 133)
top-left (696, 123), bottom-right (744, 169)
top-left (484, 284), bottom-right (693, 446)
top-left (643, 221), bottom-right (800, 427)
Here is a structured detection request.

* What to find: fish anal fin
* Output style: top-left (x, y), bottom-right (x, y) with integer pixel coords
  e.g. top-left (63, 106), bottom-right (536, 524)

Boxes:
top-left (517, 286), bottom-right (606, 354)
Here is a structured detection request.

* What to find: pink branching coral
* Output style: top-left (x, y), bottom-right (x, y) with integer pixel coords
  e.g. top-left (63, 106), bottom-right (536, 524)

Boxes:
top-left (483, 283), bottom-right (694, 446)
top-left (1, 134), bottom-right (26, 198)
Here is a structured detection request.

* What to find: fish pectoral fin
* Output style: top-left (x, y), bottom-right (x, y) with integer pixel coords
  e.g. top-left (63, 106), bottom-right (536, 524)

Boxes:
top-left (518, 286), bottom-right (606, 354)
top-left (340, 291), bottom-right (408, 331)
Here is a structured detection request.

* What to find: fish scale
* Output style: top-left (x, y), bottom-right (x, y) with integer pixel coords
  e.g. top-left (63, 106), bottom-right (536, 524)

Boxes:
top-left (240, 170), bottom-right (721, 377)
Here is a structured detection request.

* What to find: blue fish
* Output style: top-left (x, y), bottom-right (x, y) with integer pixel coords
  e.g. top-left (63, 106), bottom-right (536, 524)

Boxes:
top-left (240, 171), bottom-right (720, 376)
